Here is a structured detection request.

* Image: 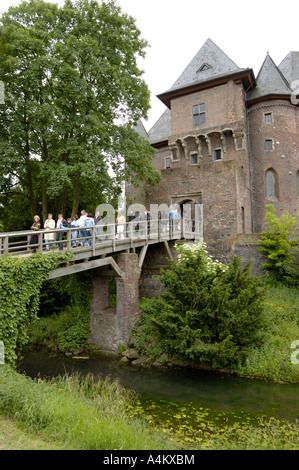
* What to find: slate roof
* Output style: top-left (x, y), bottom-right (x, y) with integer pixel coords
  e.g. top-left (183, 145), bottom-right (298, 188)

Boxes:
top-left (149, 38), bottom-right (246, 145)
top-left (247, 54), bottom-right (293, 102)
top-left (148, 108), bottom-right (171, 145)
top-left (134, 119), bottom-right (148, 139)
top-left (141, 39), bottom-right (298, 145)
top-left (279, 51), bottom-right (299, 86)
top-left (166, 38), bottom-right (242, 93)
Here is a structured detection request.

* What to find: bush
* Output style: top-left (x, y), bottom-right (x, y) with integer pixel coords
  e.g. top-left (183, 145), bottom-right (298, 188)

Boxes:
top-left (235, 285), bottom-right (299, 382)
top-left (258, 204), bottom-right (299, 286)
top-left (131, 241), bottom-right (266, 369)
top-left (28, 273), bottom-right (92, 353)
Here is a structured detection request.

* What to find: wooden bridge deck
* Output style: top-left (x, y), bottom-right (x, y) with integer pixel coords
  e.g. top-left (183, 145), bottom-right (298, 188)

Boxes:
top-left (0, 219), bottom-right (200, 278)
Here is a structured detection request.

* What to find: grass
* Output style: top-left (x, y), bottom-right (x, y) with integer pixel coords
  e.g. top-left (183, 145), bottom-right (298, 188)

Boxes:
top-left (0, 413), bottom-right (70, 450)
top-left (0, 365), bottom-right (175, 450)
top-left (234, 284), bottom-right (299, 382)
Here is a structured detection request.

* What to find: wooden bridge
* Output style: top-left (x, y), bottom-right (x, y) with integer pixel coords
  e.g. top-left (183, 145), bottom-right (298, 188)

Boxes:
top-left (0, 218), bottom-right (201, 351)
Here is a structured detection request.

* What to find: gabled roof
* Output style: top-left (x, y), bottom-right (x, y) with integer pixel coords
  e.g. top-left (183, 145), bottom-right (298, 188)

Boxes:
top-left (279, 51), bottom-right (299, 85)
top-left (157, 38), bottom-right (254, 108)
top-left (247, 54), bottom-right (292, 103)
top-left (169, 38), bottom-right (241, 92)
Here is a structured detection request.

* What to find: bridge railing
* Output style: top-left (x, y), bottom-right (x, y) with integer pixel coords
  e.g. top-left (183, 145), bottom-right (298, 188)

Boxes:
top-left (0, 216), bottom-right (202, 258)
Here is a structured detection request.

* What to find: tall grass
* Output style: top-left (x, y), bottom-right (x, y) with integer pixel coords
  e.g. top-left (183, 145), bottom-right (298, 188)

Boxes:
top-left (234, 285), bottom-right (299, 382)
top-left (0, 366), bottom-right (175, 450)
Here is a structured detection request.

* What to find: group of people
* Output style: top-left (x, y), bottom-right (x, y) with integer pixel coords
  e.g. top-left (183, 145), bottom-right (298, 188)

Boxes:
top-left (29, 207), bottom-right (182, 253)
top-left (29, 210), bottom-right (101, 253)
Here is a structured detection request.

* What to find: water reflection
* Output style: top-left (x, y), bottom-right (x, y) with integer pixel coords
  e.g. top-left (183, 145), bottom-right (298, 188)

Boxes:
top-left (18, 347), bottom-right (299, 422)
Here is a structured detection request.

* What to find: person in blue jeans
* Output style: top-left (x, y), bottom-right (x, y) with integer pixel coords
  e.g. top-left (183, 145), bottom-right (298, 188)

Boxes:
top-left (95, 211), bottom-right (102, 242)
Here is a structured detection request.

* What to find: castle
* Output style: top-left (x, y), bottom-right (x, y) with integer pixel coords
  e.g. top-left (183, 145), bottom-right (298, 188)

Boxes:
top-left (127, 38), bottom-right (299, 267)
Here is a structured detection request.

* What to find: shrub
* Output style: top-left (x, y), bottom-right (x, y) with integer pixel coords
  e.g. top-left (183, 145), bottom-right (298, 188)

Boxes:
top-left (258, 204), bottom-right (299, 286)
top-left (131, 241), bottom-right (266, 369)
top-left (28, 272), bottom-right (93, 353)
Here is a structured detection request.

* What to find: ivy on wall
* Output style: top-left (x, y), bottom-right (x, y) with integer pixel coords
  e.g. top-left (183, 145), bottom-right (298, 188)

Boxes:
top-left (0, 252), bottom-right (73, 366)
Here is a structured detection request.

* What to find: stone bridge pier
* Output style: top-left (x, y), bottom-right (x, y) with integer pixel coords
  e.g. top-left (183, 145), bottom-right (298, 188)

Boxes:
top-left (88, 252), bottom-right (141, 351)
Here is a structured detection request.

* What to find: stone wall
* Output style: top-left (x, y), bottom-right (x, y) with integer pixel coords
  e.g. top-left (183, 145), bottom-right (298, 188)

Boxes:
top-left (89, 253), bottom-right (141, 351)
top-left (139, 236), bottom-right (267, 300)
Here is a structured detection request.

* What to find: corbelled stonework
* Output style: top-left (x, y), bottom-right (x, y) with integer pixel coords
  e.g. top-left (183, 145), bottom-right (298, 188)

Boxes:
top-left (128, 38), bottom-right (299, 240)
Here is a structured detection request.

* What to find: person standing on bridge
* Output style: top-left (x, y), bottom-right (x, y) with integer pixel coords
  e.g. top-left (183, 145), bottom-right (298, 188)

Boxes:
top-left (116, 212), bottom-right (125, 239)
top-left (56, 214), bottom-right (65, 251)
top-left (44, 214), bottom-right (55, 251)
top-left (95, 211), bottom-right (102, 242)
top-left (29, 215), bottom-right (41, 253)
top-left (84, 213), bottom-right (95, 246)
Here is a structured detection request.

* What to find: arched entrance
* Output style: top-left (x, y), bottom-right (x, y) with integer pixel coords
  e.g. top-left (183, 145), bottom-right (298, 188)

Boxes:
top-left (170, 194), bottom-right (203, 240)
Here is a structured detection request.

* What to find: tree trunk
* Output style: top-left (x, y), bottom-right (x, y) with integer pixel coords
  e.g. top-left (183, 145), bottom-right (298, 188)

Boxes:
top-left (41, 139), bottom-right (48, 222)
top-left (42, 178), bottom-right (48, 223)
top-left (25, 142), bottom-right (36, 218)
top-left (72, 172), bottom-right (81, 217)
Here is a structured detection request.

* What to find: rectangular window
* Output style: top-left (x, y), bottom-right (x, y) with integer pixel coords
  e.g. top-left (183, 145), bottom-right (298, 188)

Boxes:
top-left (214, 149), bottom-right (222, 160)
top-left (193, 103), bottom-right (206, 126)
top-left (190, 153), bottom-right (198, 165)
top-left (265, 139), bottom-right (273, 150)
top-left (264, 113), bottom-right (273, 124)
top-left (165, 157), bottom-right (171, 168)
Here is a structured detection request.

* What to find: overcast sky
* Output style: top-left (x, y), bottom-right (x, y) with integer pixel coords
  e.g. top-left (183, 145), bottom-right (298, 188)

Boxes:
top-left (0, 0), bottom-right (298, 131)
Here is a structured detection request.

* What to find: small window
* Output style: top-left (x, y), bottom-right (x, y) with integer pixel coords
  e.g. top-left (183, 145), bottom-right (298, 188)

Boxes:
top-left (265, 139), bottom-right (273, 151)
top-left (190, 153), bottom-right (198, 165)
top-left (193, 103), bottom-right (206, 126)
top-left (264, 113), bottom-right (273, 124)
top-left (214, 149), bottom-right (222, 161)
top-left (165, 157), bottom-right (171, 169)
top-left (266, 169), bottom-right (277, 198)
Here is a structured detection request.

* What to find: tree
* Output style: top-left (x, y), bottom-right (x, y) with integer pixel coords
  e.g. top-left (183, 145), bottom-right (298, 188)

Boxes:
top-left (258, 204), bottom-right (299, 286)
top-left (131, 242), bottom-right (266, 369)
top-left (0, 0), bottom-right (159, 225)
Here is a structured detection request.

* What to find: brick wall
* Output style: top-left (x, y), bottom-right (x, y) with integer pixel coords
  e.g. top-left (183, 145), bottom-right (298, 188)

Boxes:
top-left (248, 100), bottom-right (299, 232)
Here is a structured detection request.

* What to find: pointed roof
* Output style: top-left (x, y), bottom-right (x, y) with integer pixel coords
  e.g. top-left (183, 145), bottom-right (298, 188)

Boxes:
top-left (134, 119), bottom-right (148, 139)
top-left (170, 38), bottom-right (241, 92)
top-left (148, 108), bottom-right (171, 146)
top-left (247, 54), bottom-right (292, 103)
top-left (157, 38), bottom-right (254, 107)
top-left (279, 51), bottom-right (299, 85)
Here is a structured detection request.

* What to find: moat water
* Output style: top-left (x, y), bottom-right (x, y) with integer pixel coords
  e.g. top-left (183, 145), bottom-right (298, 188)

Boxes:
top-left (18, 347), bottom-right (299, 429)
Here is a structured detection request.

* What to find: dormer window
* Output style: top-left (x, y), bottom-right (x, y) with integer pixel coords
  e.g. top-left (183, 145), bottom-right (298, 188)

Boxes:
top-left (197, 63), bottom-right (212, 73)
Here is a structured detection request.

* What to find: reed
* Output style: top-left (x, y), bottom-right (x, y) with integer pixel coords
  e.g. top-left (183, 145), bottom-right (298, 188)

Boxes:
top-left (0, 366), bottom-right (175, 450)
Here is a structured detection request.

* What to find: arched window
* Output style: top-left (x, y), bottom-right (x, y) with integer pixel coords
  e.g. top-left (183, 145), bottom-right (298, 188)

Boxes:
top-left (266, 169), bottom-right (277, 198)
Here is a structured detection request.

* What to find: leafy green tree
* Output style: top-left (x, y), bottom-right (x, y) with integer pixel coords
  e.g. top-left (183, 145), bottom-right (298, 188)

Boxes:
top-left (258, 204), bottom-right (299, 286)
top-left (0, 0), bottom-right (159, 223)
top-left (131, 242), bottom-right (266, 369)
